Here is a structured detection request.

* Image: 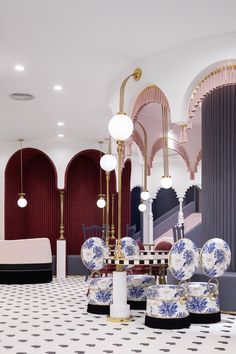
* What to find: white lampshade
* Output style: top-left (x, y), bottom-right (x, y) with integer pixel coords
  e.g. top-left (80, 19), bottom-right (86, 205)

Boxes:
top-left (108, 113), bottom-right (133, 141)
top-left (141, 190), bottom-right (150, 201)
top-left (138, 203), bottom-right (146, 212)
top-left (100, 154), bottom-right (117, 172)
top-left (161, 176), bottom-right (173, 189)
top-left (17, 196), bottom-right (27, 208)
top-left (96, 197), bottom-right (106, 208)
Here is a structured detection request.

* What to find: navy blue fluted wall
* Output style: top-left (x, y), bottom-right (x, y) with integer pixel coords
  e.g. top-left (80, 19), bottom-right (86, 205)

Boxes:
top-left (202, 84), bottom-right (236, 271)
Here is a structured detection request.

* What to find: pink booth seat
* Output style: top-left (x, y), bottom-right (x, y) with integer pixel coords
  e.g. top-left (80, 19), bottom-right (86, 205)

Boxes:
top-left (0, 238), bottom-right (53, 284)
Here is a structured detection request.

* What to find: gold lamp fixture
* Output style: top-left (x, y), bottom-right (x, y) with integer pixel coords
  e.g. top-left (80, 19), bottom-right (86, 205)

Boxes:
top-left (108, 68), bottom-right (142, 259)
top-left (161, 105), bottom-right (173, 189)
top-left (96, 141), bottom-right (106, 209)
top-left (17, 138), bottom-right (27, 208)
top-left (100, 137), bottom-right (117, 245)
top-left (136, 121), bottom-right (149, 212)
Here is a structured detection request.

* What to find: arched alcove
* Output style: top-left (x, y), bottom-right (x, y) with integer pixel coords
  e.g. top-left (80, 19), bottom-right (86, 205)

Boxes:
top-left (64, 149), bottom-right (116, 254)
top-left (152, 187), bottom-right (179, 221)
top-left (121, 159), bottom-right (132, 235)
top-left (5, 148), bottom-right (59, 254)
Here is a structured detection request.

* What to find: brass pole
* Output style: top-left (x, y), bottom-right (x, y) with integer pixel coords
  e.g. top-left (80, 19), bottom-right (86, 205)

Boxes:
top-left (119, 68), bottom-right (142, 114)
top-left (105, 171), bottom-right (110, 245)
top-left (115, 140), bottom-right (123, 259)
top-left (110, 194), bottom-right (115, 239)
top-left (59, 190), bottom-right (65, 240)
top-left (136, 121), bottom-right (148, 191)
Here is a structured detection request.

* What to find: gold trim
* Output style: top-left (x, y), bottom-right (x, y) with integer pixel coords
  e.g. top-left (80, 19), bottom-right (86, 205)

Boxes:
top-left (107, 315), bottom-right (132, 322)
top-left (59, 190), bottom-right (65, 240)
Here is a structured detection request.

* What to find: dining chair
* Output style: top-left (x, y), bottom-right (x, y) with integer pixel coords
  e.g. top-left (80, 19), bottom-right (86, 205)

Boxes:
top-left (172, 223), bottom-right (185, 243)
top-left (145, 238), bottom-right (199, 329)
top-left (81, 237), bottom-right (112, 314)
top-left (125, 224), bottom-right (136, 238)
top-left (187, 238), bottom-right (231, 323)
top-left (120, 237), bottom-right (156, 310)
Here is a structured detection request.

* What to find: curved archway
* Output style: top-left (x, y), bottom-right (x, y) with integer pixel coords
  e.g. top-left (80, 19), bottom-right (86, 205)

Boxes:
top-left (152, 187), bottom-right (179, 221)
top-left (64, 149), bottom-right (117, 254)
top-left (150, 137), bottom-right (192, 176)
top-left (5, 148), bottom-right (59, 254)
top-left (187, 62), bottom-right (236, 121)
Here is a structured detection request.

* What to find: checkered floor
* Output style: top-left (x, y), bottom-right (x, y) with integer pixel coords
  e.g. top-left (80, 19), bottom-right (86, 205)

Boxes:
top-left (0, 276), bottom-right (235, 354)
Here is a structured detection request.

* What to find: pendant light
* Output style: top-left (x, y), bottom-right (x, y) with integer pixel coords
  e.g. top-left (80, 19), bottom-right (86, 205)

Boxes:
top-left (161, 105), bottom-right (173, 189)
top-left (96, 141), bottom-right (106, 208)
top-left (17, 138), bottom-right (27, 208)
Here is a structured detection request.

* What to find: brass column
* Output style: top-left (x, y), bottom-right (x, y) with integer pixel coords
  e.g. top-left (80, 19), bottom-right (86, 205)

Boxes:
top-left (110, 194), bottom-right (115, 239)
top-left (59, 190), bottom-right (65, 240)
top-left (115, 140), bottom-right (123, 259)
top-left (105, 171), bottom-right (110, 245)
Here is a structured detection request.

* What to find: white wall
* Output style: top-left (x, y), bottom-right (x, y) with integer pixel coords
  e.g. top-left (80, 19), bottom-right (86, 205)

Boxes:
top-left (108, 31), bottom-right (236, 124)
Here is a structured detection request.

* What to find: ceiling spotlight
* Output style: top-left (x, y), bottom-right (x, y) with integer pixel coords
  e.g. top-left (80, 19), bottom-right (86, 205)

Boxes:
top-left (54, 85), bottom-right (63, 91)
top-left (57, 134), bottom-right (64, 138)
top-left (57, 122), bottom-right (64, 126)
top-left (14, 65), bottom-right (24, 71)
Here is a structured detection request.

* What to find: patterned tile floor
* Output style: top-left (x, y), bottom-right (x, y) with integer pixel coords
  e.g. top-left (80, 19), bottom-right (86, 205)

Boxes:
top-left (0, 276), bottom-right (235, 354)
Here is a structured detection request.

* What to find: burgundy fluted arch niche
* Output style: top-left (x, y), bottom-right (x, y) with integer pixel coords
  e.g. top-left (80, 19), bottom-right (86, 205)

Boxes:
top-left (5, 148), bottom-right (59, 254)
top-left (64, 149), bottom-right (117, 254)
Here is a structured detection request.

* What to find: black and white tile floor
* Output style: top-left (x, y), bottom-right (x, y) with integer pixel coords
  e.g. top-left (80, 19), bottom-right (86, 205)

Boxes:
top-left (0, 276), bottom-right (235, 354)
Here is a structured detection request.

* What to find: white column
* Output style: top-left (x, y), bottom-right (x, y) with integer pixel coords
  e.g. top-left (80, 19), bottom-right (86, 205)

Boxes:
top-left (56, 239), bottom-right (66, 278)
top-left (178, 197), bottom-right (184, 226)
top-left (142, 200), bottom-right (149, 244)
top-left (148, 198), bottom-right (153, 244)
top-left (109, 271), bottom-right (130, 319)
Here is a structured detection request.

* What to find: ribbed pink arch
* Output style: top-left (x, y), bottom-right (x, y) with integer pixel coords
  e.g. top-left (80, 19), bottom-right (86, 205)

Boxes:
top-left (131, 84), bottom-right (170, 123)
top-left (150, 137), bottom-right (193, 178)
top-left (194, 150), bottom-right (202, 173)
top-left (188, 65), bottom-right (236, 120)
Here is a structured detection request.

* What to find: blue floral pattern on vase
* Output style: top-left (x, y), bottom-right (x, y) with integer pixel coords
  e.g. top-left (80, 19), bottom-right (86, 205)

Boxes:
top-left (127, 275), bottom-right (155, 302)
top-left (89, 277), bottom-right (113, 305)
top-left (81, 237), bottom-right (109, 271)
top-left (169, 239), bottom-right (199, 281)
top-left (187, 282), bottom-right (220, 314)
top-left (146, 285), bottom-right (189, 319)
top-left (201, 238), bottom-right (231, 277)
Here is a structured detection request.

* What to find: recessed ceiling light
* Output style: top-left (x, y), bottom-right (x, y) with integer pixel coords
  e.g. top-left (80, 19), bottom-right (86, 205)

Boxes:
top-left (14, 65), bottom-right (25, 71)
top-left (57, 122), bottom-right (64, 126)
top-left (54, 85), bottom-right (63, 91)
top-left (57, 134), bottom-right (64, 138)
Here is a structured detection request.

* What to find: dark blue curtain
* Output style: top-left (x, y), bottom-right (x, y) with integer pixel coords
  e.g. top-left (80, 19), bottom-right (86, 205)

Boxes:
top-left (131, 186), bottom-right (141, 232)
top-left (202, 84), bottom-right (236, 271)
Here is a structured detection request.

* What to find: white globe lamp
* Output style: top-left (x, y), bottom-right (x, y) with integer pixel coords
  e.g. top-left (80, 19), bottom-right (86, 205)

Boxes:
top-left (96, 196), bottom-right (106, 208)
top-left (108, 113), bottom-right (133, 141)
top-left (141, 190), bottom-right (150, 201)
top-left (161, 176), bottom-right (173, 189)
top-left (17, 195), bottom-right (27, 208)
top-left (138, 203), bottom-right (146, 212)
top-left (100, 154), bottom-right (117, 172)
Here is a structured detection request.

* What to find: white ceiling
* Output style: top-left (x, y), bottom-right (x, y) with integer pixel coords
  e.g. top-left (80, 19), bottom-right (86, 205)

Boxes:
top-left (0, 0), bottom-right (236, 144)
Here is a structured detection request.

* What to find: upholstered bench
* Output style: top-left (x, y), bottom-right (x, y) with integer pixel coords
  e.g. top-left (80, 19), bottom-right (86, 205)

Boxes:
top-left (0, 238), bottom-right (52, 284)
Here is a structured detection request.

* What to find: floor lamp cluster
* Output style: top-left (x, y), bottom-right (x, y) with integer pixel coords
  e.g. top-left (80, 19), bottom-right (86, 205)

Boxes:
top-left (107, 67), bottom-right (142, 321)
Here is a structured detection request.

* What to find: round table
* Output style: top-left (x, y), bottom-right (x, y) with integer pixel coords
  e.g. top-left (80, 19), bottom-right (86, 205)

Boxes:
top-left (104, 252), bottom-right (169, 321)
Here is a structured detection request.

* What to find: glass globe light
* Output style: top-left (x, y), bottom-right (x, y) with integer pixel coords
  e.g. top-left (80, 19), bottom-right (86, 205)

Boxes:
top-left (100, 154), bottom-right (117, 172)
top-left (138, 203), bottom-right (146, 212)
top-left (108, 113), bottom-right (133, 141)
top-left (161, 176), bottom-right (173, 189)
top-left (17, 195), bottom-right (27, 208)
top-left (140, 190), bottom-right (150, 201)
top-left (96, 197), bottom-right (106, 208)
